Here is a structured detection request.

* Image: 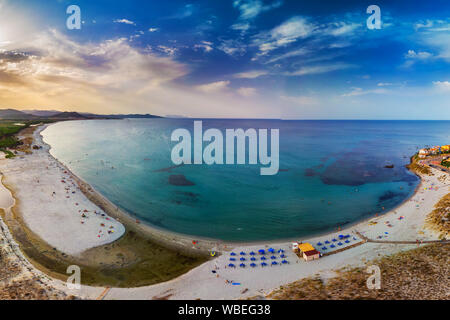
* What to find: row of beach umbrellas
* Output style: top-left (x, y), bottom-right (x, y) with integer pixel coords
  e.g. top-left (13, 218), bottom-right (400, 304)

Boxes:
top-left (228, 260), bottom-right (289, 268)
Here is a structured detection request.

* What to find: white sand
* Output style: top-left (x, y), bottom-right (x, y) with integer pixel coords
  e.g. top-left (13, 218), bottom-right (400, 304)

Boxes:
top-left (0, 123), bottom-right (448, 300)
top-left (0, 125), bottom-right (125, 256)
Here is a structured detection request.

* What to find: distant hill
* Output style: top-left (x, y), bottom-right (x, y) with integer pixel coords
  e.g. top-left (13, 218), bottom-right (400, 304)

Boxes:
top-left (50, 112), bottom-right (88, 119)
top-left (81, 113), bottom-right (163, 119)
top-left (22, 109), bottom-right (60, 117)
top-left (0, 109), bottom-right (40, 120)
top-left (0, 109), bottom-right (163, 121)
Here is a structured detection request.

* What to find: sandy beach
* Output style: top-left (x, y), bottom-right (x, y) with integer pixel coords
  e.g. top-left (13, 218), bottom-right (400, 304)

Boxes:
top-left (0, 123), bottom-right (448, 300)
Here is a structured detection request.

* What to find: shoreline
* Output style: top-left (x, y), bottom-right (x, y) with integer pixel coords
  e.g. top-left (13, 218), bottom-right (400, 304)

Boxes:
top-left (38, 122), bottom-right (426, 250)
top-left (0, 121), bottom-right (448, 299)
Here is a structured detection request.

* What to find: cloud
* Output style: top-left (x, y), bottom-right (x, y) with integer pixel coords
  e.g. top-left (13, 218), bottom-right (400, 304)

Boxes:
top-left (195, 80), bottom-right (230, 93)
top-left (405, 49), bottom-right (433, 60)
top-left (194, 41), bottom-right (213, 53)
top-left (237, 87), bottom-right (257, 97)
top-left (253, 16), bottom-right (315, 55)
top-left (325, 22), bottom-right (361, 36)
top-left (218, 39), bottom-right (247, 56)
top-left (233, 70), bottom-right (268, 79)
top-left (433, 81), bottom-right (450, 92)
top-left (233, 0), bottom-right (282, 20)
top-left (342, 87), bottom-right (389, 97)
top-left (113, 19), bottom-right (136, 26)
top-left (164, 4), bottom-right (194, 20)
top-left (284, 63), bottom-right (356, 76)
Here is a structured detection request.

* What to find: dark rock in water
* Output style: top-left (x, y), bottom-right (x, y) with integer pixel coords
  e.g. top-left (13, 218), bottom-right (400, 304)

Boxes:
top-left (304, 168), bottom-right (317, 177)
top-left (169, 174), bottom-right (195, 186)
top-left (378, 190), bottom-right (406, 202)
top-left (384, 164), bottom-right (394, 169)
top-left (154, 164), bottom-right (184, 173)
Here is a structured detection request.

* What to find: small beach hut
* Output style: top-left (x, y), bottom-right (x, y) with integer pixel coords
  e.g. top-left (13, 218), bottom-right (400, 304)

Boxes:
top-left (303, 250), bottom-right (320, 261)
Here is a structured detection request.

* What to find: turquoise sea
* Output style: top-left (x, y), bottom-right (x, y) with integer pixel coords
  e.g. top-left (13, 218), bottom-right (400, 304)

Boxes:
top-left (42, 120), bottom-right (450, 241)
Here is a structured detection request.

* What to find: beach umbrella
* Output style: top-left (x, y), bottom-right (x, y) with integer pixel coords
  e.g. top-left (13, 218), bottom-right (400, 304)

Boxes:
top-left (229, 258), bottom-right (236, 261)
top-left (338, 242), bottom-right (343, 246)
top-left (249, 251), bottom-right (256, 255)
top-left (330, 244), bottom-right (336, 248)
top-left (317, 242), bottom-right (323, 246)
top-left (280, 254), bottom-right (286, 258)
top-left (339, 235), bottom-right (344, 239)
top-left (240, 257), bottom-right (246, 261)
top-left (353, 237), bottom-right (357, 240)
top-left (228, 263), bottom-right (235, 268)
top-left (230, 252), bottom-right (236, 256)
top-left (278, 249), bottom-right (285, 253)
top-left (325, 240), bottom-right (330, 244)
top-left (332, 238), bottom-right (337, 242)
top-left (258, 249), bottom-right (265, 255)
top-left (345, 240), bottom-right (350, 244)
top-left (261, 256), bottom-right (267, 260)
top-left (268, 248), bottom-right (275, 253)
top-left (261, 262), bottom-right (267, 267)
top-left (271, 261), bottom-right (278, 266)
top-left (281, 260), bottom-right (288, 264)
top-left (240, 263), bottom-right (246, 268)
top-left (270, 256), bottom-right (277, 260)
top-left (240, 251), bottom-right (246, 255)
top-left (250, 257), bottom-right (256, 261)
top-left (322, 247), bottom-right (327, 250)
top-left (250, 263), bottom-right (257, 268)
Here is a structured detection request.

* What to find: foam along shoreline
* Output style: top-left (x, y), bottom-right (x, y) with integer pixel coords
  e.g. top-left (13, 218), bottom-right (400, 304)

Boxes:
top-left (0, 124), bottom-right (125, 256)
top-left (0, 122), bottom-right (448, 300)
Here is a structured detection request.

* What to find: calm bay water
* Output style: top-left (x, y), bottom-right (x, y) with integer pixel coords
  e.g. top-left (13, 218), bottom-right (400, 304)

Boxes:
top-left (42, 120), bottom-right (450, 241)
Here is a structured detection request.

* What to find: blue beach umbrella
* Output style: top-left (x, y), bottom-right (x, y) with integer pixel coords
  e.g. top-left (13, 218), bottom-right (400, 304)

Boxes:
top-left (339, 235), bottom-right (344, 239)
top-left (322, 247), bottom-right (327, 250)
top-left (332, 238), bottom-right (337, 242)
top-left (230, 258), bottom-right (236, 261)
top-left (240, 257), bottom-right (246, 261)
top-left (250, 257), bottom-right (256, 261)
top-left (271, 261), bottom-right (278, 266)
top-left (250, 263), bottom-right (257, 268)
top-left (282, 260), bottom-right (288, 264)
top-left (240, 263), bottom-right (246, 268)
top-left (270, 256), bottom-right (277, 260)
top-left (330, 244), bottom-right (336, 248)
top-left (228, 263), bottom-right (235, 268)
top-left (261, 256), bottom-right (267, 260)
top-left (325, 240), bottom-right (330, 244)
top-left (345, 240), bottom-right (350, 244)
top-left (258, 249), bottom-right (265, 255)
top-left (278, 249), bottom-right (285, 253)
top-left (249, 251), bottom-right (256, 255)
top-left (338, 242), bottom-right (343, 246)
top-left (230, 252), bottom-right (236, 256)
top-left (280, 254), bottom-right (286, 258)
top-left (261, 262), bottom-right (267, 267)
top-left (353, 237), bottom-right (357, 240)
top-left (240, 251), bottom-right (246, 255)
top-left (268, 248), bottom-right (275, 253)
top-left (317, 242), bottom-right (323, 246)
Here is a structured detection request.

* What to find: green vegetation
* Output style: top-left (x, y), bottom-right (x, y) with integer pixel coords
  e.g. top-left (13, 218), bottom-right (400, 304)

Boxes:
top-left (441, 159), bottom-right (450, 168)
top-left (407, 155), bottom-right (431, 175)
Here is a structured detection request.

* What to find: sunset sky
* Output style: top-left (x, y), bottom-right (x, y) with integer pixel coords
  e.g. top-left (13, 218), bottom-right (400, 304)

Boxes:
top-left (0, 0), bottom-right (449, 119)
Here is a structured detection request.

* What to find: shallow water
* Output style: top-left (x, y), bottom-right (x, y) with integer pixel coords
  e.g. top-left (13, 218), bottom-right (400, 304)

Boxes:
top-left (42, 119), bottom-right (450, 241)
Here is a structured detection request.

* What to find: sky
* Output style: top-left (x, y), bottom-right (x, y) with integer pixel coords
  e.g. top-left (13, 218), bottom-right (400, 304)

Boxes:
top-left (0, 0), bottom-right (449, 119)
